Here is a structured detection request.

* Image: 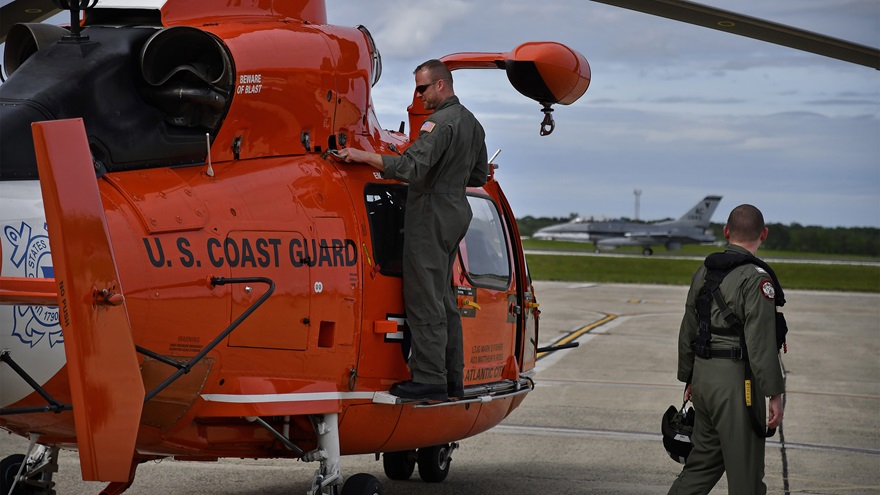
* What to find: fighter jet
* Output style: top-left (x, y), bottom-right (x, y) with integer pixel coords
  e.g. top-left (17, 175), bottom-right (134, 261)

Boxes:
top-left (532, 196), bottom-right (722, 255)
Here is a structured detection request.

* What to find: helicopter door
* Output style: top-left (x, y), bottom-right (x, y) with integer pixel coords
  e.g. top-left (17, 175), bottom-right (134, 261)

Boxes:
top-left (480, 181), bottom-right (538, 372)
top-left (226, 230), bottom-right (310, 350)
top-left (458, 195), bottom-right (515, 385)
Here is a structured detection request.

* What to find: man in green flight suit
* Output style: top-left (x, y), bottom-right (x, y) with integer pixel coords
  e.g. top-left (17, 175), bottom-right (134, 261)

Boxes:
top-left (338, 59), bottom-right (489, 401)
top-left (669, 204), bottom-right (785, 494)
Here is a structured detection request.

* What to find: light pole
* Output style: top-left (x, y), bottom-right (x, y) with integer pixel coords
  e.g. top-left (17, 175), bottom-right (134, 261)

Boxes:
top-left (634, 189), bottom-right (642, 221)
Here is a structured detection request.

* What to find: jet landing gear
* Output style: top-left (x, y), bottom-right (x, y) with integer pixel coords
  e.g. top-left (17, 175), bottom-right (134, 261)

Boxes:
top-left (382, 442), bottom-right (459, 483)
top-left (642, 247), bottom-right (654, 256)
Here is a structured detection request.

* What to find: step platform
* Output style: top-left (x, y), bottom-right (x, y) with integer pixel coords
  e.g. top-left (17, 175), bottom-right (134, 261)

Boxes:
top-left (372, 385), bottom-right (531, 408)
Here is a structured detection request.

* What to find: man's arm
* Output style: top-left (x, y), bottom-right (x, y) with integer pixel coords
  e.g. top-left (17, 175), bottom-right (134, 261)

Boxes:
top-left (338, 123), bottom-right (451, 183)
top-left (676, 271), bottom-right (701, 384)
top-left (467, 141), bottom-right (489, 187)
top-left (741, 274), bottom-right (785, 397)
top-left (337, 148), bottom-right (384, 172)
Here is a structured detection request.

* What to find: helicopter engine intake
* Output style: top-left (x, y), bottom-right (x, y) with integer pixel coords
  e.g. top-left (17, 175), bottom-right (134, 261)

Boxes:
top-left (140, 26), bottom-right (234, 129)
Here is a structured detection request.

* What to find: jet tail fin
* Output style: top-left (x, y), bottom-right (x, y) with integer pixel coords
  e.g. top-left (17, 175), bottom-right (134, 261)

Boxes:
top-left (33, 119), bottom-right (145, 482)
top-left (677, 196), bottom-right (722, 226)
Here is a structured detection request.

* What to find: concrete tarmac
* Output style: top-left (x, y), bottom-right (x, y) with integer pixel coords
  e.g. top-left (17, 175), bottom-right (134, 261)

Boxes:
top-left (2, 282), bottom-right (878, 494)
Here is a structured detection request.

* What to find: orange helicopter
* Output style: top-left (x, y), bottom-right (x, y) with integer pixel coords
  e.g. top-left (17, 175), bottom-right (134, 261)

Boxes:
top-left (0, 1), bottom-right (876, 495)
top-left (0, 1), bottom-right (589, 494)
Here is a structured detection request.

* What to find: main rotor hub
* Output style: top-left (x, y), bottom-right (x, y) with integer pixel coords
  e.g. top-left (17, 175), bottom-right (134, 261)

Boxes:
top-left (52, 0), bottom-right (99, 40)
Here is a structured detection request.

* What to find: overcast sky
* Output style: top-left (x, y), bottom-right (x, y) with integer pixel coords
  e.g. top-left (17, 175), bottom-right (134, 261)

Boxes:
top-left (328, 0), bottom-right (879, 228)
top-left (1, 1), bottom-right (877, 227)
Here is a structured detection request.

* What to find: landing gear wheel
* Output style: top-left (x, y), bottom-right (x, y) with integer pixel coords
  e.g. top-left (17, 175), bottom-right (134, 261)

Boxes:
top-left (1, 454), bottom-right (28, 495)
top-left (417, 444), bottom-right (451, 483)
top-left (382, 450), bottom-right (415, 480)
top-left (642, 247), bottom-right (653, 256)
top-left (341, 473), bottom-right (382, 495)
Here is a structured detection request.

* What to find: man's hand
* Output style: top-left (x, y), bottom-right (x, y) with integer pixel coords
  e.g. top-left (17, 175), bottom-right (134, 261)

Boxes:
top-left (768, 394), bottom-right (784, 429)
top-left (336, 148), bottom-right (385, 171)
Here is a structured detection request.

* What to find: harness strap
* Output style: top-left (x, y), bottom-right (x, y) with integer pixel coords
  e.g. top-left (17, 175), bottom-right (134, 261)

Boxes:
top-left (694, 251), bottom-right (780, 439)
top-left (711, 289), bottom-right (741, 327)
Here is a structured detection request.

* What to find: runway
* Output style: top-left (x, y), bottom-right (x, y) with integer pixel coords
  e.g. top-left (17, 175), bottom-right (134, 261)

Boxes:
top-left (524, 249), bottom-right (880, 267)
top-left (2, 282), bottom-right (878, 494)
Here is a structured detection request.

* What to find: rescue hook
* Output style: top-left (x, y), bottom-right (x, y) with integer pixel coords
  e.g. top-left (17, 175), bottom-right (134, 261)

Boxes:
top-left (539, 103), bottom-right (555, 136)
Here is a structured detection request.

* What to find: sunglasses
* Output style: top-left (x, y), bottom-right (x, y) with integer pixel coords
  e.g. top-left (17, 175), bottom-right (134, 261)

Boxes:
top-left (415, 80), bottom-right (440, 94)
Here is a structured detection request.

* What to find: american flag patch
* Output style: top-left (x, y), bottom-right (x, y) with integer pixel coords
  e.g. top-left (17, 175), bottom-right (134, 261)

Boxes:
top-left (420, 121), bottom-right (436, 133)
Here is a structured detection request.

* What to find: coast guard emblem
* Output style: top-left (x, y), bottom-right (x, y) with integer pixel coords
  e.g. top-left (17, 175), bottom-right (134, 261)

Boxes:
top-left (4, 221), bottom-right (63, 347)
top-left (760, 280), bottom-right (775, 301)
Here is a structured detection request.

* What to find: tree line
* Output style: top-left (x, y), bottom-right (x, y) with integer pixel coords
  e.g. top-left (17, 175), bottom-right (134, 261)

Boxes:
top-left (515, 216), bottom-right (880, 257)
top-left (747, 223), bottom-right (879, 257)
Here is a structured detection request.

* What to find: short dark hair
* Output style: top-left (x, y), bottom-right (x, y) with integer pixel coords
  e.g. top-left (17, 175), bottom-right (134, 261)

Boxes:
top-left (726, 204), bottom-right (765, 241)
top-left (414, 59), bottom-right (453, 84)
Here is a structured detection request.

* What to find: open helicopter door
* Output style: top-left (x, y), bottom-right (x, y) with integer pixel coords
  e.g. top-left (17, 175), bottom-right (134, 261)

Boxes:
top-left (479, 180), bottom-right (539, 373)
top-left (32, 119), bottom-right (145, 482)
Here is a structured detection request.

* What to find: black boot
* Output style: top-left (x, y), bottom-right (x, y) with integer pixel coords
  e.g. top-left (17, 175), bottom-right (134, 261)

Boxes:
top-left (448, 381), bottom-right (464, 399)
top-left (390, 380), bottom-right (448, 401)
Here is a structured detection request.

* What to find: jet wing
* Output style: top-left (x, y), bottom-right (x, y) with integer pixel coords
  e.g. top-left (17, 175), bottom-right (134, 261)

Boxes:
top-left (596, 227), bottom-right (715, 248)
top-left (596, 232), bottom-right (666, 247)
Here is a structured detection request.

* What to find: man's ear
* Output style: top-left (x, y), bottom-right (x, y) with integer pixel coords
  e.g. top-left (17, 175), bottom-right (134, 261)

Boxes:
top-left (723, 225), bottom-right (730, 240)
top-left (759, 227), bottom-right (768, 242)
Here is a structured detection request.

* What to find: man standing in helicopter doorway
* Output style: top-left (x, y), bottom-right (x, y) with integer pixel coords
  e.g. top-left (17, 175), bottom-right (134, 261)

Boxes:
top-left (338, 59), bottom-right (489, 401)
top-left (669, 204), bottom-right (786, 494)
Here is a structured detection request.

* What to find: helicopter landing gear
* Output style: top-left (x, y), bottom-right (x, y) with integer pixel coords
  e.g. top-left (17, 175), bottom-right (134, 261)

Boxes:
top-left (417, 442), bottom-right (458, 483)
top-left (381, 443), bottom-right (459, 483)
top-left (382, 450), bottom-right (416, 480)
top-left (305, 413), bottom-right (342, 495)
top-left (0, 454), bottom-right (26, 495)
top-left (0, 441), bottom-right (59, 495)
top-left (305, 414), bottom-right (384, 495)
top-left (340, 473), bottom-right (382, 495)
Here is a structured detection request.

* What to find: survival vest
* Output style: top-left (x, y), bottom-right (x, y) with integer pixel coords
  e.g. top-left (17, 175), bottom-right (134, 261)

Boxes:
top-left (692, 251), bottom-right (789, 438)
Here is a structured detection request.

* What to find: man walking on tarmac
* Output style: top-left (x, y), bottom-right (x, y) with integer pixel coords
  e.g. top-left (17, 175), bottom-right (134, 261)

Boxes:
top-left (669, 204), bottom-right (786, 495)
top-left (338, 59), bottom-right (489, 402)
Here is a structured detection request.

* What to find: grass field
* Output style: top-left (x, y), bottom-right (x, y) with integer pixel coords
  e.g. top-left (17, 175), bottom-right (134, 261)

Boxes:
top-left (522, 239), bottom-right (880, 293)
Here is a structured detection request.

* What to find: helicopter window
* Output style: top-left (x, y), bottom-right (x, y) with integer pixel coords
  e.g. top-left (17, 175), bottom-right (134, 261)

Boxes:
top-left (462, 195), bottom-right (511, 289)
top-left (364, 183), bottom-right (407, 276)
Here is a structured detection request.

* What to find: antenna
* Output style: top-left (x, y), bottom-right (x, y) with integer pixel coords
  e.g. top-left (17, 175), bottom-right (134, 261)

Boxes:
top-left (634, 189), bottom-right (642, 221)
top-left (488, 149), bottom-right (501, 171)
top-left (489, 149), bottom-right (501, 164)
top-left (205, 133), bottom-right (214, 177)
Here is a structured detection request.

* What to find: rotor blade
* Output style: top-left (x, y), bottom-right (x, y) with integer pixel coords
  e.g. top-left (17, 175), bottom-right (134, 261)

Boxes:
top-left (0, 0), bottom-right (61, 43)
top-left (588, 0), bottom-right (880, 70)
top-left (33, 118), bottom-right (145, 482)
